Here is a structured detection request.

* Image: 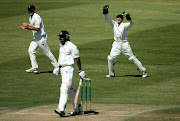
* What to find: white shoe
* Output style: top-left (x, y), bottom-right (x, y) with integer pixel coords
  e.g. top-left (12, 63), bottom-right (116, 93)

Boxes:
top-left (54, 109), bottom-right (65, 117)
top-left (26, 68), bottom-right (38, 74)
top-left (142, 71), bottom-right (147, 78)
top-left (106, 75), bottom-right (115, 78)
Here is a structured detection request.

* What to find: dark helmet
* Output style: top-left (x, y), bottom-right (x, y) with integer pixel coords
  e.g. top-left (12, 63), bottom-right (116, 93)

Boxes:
top-left (58, 30), bottom-right (70, 40)
top-left (58, 30), bottom-right (70, 45)
top-left (28, 5), bottom-right (35, 11)
top-left (116, 14), bottom-right (124, 20)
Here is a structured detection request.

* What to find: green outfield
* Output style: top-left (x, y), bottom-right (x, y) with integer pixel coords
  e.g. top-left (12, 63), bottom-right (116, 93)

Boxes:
top-left (0, 0), bottom-right (180, 120)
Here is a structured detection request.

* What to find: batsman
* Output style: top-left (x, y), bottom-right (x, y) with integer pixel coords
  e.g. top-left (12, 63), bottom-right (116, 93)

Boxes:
top-left (103, 5), bottom-right (147, 78)
top-left (53, 30), bottom-right (85, 116)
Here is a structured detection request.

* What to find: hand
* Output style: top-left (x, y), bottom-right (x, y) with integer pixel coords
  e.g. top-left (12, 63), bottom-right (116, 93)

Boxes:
top-left (53, 67), bottom-right (60, 76)
top-left (78, 70), bottom-right (86, 79)
top-left (122, 11), bottom-right (131, 20)
top-left (103, 4), bottom-right (109, 14)
top-left (20, 23), bottom-right (29, 29)
top-left (22, 23), bottom-right (29, 27)
top-left (20, 26), bottom-right (26, 29)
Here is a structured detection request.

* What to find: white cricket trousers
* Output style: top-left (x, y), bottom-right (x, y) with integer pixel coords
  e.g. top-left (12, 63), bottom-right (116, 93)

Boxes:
top-left (58, 66), bottom-right (81, 112)
top-left (108, 41), bottom-right (146, 75)
top-left (28, 35), bottom-right (58, 69)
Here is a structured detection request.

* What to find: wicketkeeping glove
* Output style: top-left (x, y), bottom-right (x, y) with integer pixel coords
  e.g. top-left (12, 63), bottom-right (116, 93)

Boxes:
top-left (122, 11), bottom-right (131, 20)
top-left (103, 4), bottom-right (109, 14)
top-left (78, 70), bottom-right (86, 79)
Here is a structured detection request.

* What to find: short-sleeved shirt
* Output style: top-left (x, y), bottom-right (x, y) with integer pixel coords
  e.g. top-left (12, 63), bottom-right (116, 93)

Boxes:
top-left (58, 41), bottom-right (79, 66)
top-left (29, 13), bottom-right (46, 37)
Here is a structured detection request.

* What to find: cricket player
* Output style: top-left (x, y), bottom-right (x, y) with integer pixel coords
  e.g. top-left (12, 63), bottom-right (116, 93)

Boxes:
top-left (20, 5), bottom-right (59, 73)
top-left (53, 30), bottom-right (85, 116)
top-left (103, 5), bottom-right (147, 78)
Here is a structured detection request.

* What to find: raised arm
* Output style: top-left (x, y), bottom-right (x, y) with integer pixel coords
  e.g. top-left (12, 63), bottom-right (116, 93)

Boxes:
top-left (103, 4), bottom-right (114, 27)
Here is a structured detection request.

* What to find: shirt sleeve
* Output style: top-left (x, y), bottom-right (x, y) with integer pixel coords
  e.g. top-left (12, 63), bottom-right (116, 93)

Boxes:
top-left (72, 46), bottom-right (80, 58)
top-left (104, 14), bottom-right (115, 27)
top-left (124, 19), bottom-right (134, 30)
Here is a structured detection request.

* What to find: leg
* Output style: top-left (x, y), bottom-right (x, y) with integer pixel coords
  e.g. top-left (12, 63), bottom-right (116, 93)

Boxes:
top-left (107, 41), bottom-right (121, 77)
top-left (38, 37), bottom-right (59, 68)
top-left (56, 66), bottom-right (74, 116)
top-left (28, 41), bottom-right (38, 69)
top-left (122, 42), bottom-right (147, 77)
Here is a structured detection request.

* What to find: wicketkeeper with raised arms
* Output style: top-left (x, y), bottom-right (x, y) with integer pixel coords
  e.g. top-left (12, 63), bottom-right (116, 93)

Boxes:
top-left (53, 30), bottom-right (85, 116)
top-left (20, 5), bottom-right (59, 73)
top-left (103, 5), bottom-right (147, 78)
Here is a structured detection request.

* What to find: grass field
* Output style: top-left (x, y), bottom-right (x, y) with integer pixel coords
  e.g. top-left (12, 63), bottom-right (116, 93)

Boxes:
top-left (0, 0), bottom-right (180, 120)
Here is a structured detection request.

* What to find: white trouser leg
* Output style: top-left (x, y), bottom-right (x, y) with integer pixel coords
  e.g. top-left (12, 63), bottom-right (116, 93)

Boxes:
top-left (28, 41), bottom-right (38, 69)
top-left (38, 37), bottom-right (59, 68)
top-left (122, 42), bottom-right (146, 73)
top-left (58, 66), bottom-right (74, 111)
top-left (108, 41), bottom-right (121, 76)
top-left (129, 55), bottom-right (146, 73)
top-left (108, 56), bottom-right (115, 76)
top-left (58, 82), bottom-right (68, 111)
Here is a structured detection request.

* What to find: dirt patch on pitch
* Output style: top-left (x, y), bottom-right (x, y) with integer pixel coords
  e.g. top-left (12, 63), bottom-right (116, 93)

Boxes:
top-left (0, 104), bottom-right (179, 121)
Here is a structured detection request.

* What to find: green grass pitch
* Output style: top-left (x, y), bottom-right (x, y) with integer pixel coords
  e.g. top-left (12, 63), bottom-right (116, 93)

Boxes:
top-left (0, 0), bottom-right (179, 120)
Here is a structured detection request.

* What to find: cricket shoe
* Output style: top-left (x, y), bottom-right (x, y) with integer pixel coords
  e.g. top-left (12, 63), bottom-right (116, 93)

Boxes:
top-left (142, 71), bottom-right (147, 78)
top-left (26, 68), bottom-right (38, 74)
top-left (54, 109), bottom-right (66, 117)
top-left (70, 104), bottom-right (84, 116)
top-left (106, 75), bottom-right (115, 78)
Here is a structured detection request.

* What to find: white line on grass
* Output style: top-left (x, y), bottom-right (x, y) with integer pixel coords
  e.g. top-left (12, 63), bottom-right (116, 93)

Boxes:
top-left (109, 108), bottom-right (156, 117)
top-left (7, 106), bottom-right (49, 114)
top-left (8, 112), bottom-right (57, 116)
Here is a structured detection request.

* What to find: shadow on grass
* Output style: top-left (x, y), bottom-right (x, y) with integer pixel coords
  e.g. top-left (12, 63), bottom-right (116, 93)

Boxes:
top-left (35, 71), bottom-right (53, 74)
top-left (115, 75), bottom-right (150, 78)
top-left (60, 110), bottom-right (99, 117)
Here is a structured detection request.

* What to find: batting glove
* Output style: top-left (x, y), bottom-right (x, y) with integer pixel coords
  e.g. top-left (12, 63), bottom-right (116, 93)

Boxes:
top-left (122, 11), bottom-right (131, 20)
top-left (103, 4), bottom-right (109, 14)
top-left (78, 70), bottom-right (86, 79)
top-left (53, 67), bottom-right (60, 76)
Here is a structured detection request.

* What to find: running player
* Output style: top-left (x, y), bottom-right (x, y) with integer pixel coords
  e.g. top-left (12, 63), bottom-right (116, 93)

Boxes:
top-left (20, 5), bottom-right (59, 73)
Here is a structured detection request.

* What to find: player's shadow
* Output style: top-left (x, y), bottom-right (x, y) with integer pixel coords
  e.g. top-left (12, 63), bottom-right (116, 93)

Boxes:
top-left (63, 110), bottom-right (99, 117)
top-left (84, 110), bottom-right (99, 115)
top-left (116, 75), bottom-right (150, 78)
top-left (35, 71), bottom-right (53, 74)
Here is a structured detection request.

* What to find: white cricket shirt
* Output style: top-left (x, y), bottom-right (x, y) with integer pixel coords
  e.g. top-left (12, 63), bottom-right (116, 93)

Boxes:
top-left (29, 13), bottom-right (46, 37)
top-left (104, 14), bottom-right (134, 43)
top-left (58, 41), bottom-right (79, 66)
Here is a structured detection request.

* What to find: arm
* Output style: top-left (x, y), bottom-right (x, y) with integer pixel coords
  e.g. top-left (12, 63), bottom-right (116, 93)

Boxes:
top-left (103, 4), bottom-right (114, 27)
top-left (104, 14), bottom-right (114, 27)
top-left (76, 57), bottom-right (82, 71)
top-left (122, 11), bottom-right (134, 30)
top-left (76, 57), bottom-right (86, 79)
top-left (20, 23), bottom-right (40, 31)
top-left (124, 19), bottom-right (134, 30)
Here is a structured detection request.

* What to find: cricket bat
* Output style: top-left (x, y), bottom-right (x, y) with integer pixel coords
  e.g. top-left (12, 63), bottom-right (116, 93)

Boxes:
top-left (74, 78), bottom-right (83, 109)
